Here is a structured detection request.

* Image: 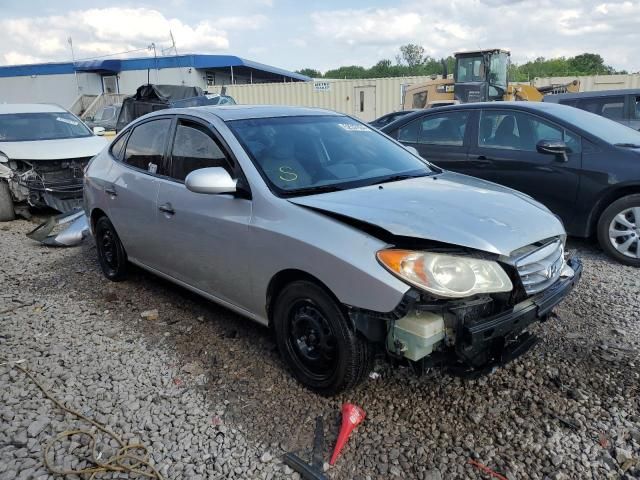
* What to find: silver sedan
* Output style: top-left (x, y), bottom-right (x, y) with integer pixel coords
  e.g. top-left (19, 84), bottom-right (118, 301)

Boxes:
top-left (84, 106), bottom-right (581, 395)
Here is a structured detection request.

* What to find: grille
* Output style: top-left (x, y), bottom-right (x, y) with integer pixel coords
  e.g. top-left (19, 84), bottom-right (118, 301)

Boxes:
top-left (514, 239), bottom-right (564, 295)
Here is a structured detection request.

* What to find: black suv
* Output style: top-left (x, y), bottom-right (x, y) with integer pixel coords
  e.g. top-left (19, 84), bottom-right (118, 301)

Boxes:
top-left (544, 89), bottom-right (640, 131)
top-left (381, 102), bottom-right (640, 266)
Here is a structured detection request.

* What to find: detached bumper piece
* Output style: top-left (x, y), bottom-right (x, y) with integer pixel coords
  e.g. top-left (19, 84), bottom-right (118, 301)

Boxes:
top-left (26, 209), bottom-right (89, 247)
top-left (455, 257), bottom-right (582, 371)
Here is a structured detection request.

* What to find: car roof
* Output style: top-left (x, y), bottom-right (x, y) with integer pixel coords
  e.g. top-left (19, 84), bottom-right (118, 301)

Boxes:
top-left (168, 105), bottom-right (343, 121)
top-left (543, 88), bottom-right (640, 102)
top-left (0, 103), bottom-right (67, 114)
top-left (380, 101), bottom-right (575, 131)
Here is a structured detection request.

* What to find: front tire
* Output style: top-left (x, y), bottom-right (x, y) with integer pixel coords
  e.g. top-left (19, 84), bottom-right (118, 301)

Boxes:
top-left (597, 194), bottom-right (640, 267)
top-left (95, 216), bottom-right (128, 281)
top-left (273, 281), bottom-right (373, 396)
top-left (0, 180), bottom-right (15, 222)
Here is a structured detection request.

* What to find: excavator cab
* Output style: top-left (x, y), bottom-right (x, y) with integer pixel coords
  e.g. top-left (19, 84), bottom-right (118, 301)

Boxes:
top-left (454, 49), bottom-right (510, 103)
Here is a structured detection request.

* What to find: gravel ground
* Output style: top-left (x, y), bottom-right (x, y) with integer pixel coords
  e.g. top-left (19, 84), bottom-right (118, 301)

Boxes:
top-left (1, 218), bottom-right (639, 479)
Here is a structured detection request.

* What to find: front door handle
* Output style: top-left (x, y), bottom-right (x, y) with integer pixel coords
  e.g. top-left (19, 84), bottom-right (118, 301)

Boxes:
top-left (105, 186), bottom-right (117, 196)
top-left (158, 203), bottom-right (175, 215)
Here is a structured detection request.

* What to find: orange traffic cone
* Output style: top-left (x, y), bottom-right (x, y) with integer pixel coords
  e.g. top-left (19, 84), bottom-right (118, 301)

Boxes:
top-left (329, 403), bottom-right (366, 465)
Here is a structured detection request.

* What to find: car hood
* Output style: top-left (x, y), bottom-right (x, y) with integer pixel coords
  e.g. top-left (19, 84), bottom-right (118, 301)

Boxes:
top-left (289, 172), bottom-right (565, 256)
top-left (0, 136), bottom-right (108, 160)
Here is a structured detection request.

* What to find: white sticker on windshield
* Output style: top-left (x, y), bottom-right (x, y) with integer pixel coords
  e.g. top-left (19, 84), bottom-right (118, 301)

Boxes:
top-left (337, 123), bottom-right (370, 132)
top-left (56, 117), bottom-right (79, 126)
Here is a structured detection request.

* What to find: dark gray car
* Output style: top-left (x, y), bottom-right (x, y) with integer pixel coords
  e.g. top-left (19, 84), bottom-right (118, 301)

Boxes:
top-left (84, 105), bottom-right (581, 395)
top-left (382, 102), bottom-right (640, 266)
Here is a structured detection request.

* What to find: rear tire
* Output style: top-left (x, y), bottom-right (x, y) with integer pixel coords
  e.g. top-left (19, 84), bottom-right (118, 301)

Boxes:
top-left (273, 280), bottom-right (373, 396)
top-left (597, 194), bottom-right (640, 267)
top-left (95, 216), bottom-right (128, 281)
top-left (0, 180), bottom-right (15, 222)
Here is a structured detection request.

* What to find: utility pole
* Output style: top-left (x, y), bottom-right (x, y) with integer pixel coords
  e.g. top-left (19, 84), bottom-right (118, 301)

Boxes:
top-left (68, 37), bottom-right (80, 97)
top-left (149, 42), bottom-right (158, 83)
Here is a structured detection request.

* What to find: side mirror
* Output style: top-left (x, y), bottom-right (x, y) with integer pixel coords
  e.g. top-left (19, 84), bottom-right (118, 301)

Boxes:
top-left (93, 126), bottom-right (106, 136)
top-left (536, 139), bottom-right (570, 162)
top-left (185, 167), bottom-right (237, 194)
top-left (405, 145), bottom-right (420, 156)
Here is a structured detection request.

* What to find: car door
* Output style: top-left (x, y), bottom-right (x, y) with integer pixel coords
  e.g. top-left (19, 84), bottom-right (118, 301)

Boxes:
top-left (469, 108), bottom-right (582, 225)
top-left (393, 110), bottom-right (474, 173)
top-left (106, 117), bottom-right (172, 268)
top-left (154, 117), bottom-right (253, 309)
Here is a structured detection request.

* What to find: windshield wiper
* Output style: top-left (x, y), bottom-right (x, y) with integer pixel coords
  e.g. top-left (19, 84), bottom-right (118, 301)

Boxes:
top-left (614, 143), bottom-right (640, 148)
top-left (371, 171), bottom-right (431, 186)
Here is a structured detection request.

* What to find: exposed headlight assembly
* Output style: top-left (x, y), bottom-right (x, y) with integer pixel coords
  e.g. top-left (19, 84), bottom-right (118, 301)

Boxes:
top-left (377, 249), bottom-right (513, 298)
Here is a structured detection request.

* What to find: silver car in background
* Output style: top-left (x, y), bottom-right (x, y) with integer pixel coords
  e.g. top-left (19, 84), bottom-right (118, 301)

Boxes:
top-left (84, 105), bottom-right (581, 395)
top-left (0, 104), bottom-right (108, 220)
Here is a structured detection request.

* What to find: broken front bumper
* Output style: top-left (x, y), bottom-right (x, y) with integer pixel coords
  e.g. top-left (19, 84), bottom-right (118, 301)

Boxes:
top-left (456, 256), bottom-right (583, 369)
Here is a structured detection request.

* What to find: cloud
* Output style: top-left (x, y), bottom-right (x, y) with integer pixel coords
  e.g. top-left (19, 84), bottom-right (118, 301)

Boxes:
top-left (215, 15), bottom-right (268, 30)
top-left (308, 1), bottom-right (639, 72)
top-left (0, 7), bottom-right (270, 65)
top-left (311, 9), bottom-right (422, 46)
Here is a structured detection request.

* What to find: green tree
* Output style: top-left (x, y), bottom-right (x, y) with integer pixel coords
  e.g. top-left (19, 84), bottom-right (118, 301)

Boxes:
top-left (398, 44), bottom-right (425, 67)
top-left (296, 68), bottom-right (322, 78)
top-left (323, 65), bottom-right (368, 79)
top-left (567, 53), bottom-right (614, 75)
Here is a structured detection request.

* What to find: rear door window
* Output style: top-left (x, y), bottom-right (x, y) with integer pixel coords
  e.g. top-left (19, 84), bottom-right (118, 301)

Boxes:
top-left (169, 121), bottom-right (233, 182)
top-left (575, 96), bottom-right (626, 121)
top-left (123, 119), bottom-right (171, 173)
top-left (633, 96), bottom-right (640, 120)
top-left (398, 111), bottom-right (469, 146)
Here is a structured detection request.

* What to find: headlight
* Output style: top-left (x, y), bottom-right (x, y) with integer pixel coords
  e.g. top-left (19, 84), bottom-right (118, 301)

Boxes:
top-left (377, 249), bottom-right (513, 298)
top-left (0, 153), bottom-right (8, 163)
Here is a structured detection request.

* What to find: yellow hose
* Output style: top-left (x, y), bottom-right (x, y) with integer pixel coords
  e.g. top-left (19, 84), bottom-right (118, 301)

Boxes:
top-left (1, 357), bottom-right (164, 479)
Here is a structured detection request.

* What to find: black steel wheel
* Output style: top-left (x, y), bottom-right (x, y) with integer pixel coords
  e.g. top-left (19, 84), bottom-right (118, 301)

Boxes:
top-left (273, 280), bottom-right (373, 396)
top-left (95, 216), bottom-right (128, 281)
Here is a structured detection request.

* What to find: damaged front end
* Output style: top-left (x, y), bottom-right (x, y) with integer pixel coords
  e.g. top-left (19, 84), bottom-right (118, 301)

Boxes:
top-left (349, 238), bottom-right (582, 376)
top-left (0, 157), bottom-right (90, 212)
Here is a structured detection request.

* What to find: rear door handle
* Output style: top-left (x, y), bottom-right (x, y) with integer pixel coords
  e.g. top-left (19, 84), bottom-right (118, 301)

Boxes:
top-left (105, 186), bottom-right (117, 196)
top-left (158, 203), bottom-right (175, 215)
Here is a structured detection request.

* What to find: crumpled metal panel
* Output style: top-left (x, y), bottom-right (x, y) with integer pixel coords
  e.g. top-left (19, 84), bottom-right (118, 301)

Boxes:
top-left (26, 209), bottom-right (89, 247)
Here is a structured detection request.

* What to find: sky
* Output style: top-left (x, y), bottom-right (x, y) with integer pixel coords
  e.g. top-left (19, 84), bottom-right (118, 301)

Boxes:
top-left (1, 0), bottom-right (638, 73)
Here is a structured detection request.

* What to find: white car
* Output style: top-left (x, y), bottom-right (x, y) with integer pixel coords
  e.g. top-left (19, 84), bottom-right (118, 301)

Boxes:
top-left (0, 104), bottom-right (108, 220)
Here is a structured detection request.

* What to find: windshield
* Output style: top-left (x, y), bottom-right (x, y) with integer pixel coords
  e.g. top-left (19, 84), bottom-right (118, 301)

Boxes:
top-left (228, 115), bottom-right (433, 196)
top-left (548, 105), bottom-right (640, 145)
top-left (456, 56), bottom-right (484, 82)
top-left (0, 112), bottom-right (93, 141)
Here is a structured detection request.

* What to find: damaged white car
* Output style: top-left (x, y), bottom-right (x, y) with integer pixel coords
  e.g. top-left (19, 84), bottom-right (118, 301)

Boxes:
top-left (0, 104), bottom-right (108, 221)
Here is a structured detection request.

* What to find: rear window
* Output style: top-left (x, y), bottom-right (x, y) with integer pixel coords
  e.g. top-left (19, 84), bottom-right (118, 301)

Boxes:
top-left (575, 96), bottom-right (626, 121)
top-left (0, 112), bottom-right (92, 141)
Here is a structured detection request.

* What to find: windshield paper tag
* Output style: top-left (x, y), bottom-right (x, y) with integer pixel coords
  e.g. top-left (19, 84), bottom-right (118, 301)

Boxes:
top-left (56, 117), bottom-right (79, 126)
top-left (338, 123), bottom-right (370, 132)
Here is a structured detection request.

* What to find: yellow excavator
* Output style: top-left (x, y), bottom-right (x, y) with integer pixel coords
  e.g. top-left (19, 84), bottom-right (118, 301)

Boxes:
top-left (403, 49), bottom-right (580, 109)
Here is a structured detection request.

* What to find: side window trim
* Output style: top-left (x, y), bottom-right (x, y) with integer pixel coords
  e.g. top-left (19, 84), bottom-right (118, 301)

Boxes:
top-left (117, 116), bottom-right (175, 178)
top-left (109, 131), bottom-right (130, 161)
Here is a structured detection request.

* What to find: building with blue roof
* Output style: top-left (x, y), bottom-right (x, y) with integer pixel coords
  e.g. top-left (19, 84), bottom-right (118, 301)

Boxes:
top-left (0, 54), bottom-right (310, 108)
